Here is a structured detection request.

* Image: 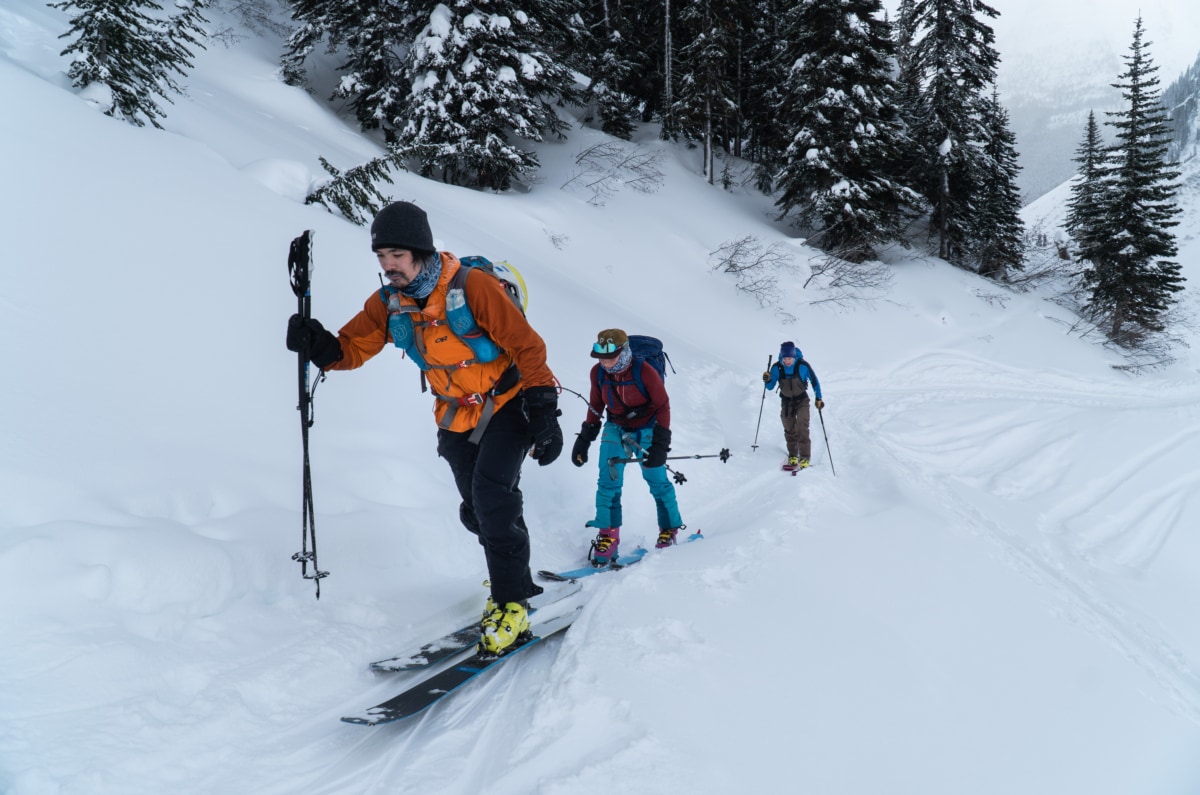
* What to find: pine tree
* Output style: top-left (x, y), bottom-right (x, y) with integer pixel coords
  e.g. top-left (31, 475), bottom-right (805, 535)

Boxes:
top-left (280, 0), bottom-right (341, 85)
top-left (574, 0), bottom-right (641, 139)
top-left (741, 0), bottom-right (790, 192)
top-left (902, 0), bottom-right (1001, 266)
top-left (306, 155), bottom-right (397, 225)
top-left (974, 89), bottom-right (1025, 279)
top-left (660, 0), bottom-right (675, 139)
top-left (51, 0), bottom-right (206, 129)
top-left (773, 0), bottom-right (918, 262)
top-left (618, 2), bottom-right (668, 125)
top-left (165, 0), bottom-right (209, 64)
top-left (672, 0), bottom-right (740, 183)
top-left (329, 1), bottom-right (428, 139)
top-left (891, 0), bottom-right (926, 188)
top-left (392, 0), bottom-right (575, 191)
top-left (1064, 110), bottom-right (1108, 262)
top-left (1080, 16), bottom-right (1185, 343)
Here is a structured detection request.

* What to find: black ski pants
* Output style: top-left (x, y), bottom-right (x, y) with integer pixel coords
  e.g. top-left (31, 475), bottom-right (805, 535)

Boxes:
top-left (437, 396), bottom-right (541, 606)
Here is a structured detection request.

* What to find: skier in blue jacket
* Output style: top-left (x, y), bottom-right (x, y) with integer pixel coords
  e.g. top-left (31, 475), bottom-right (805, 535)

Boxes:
top-left (763, 341), bottom-right (824, 468)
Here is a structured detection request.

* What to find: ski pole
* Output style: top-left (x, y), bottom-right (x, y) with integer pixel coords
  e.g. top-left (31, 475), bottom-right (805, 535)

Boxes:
top-left (288, 230), bottom-right (329, 597)
top-left (817, 404), bottom-right (836, 477)
top-left (606, 449), bottom-right (732, 465)
top-left (751, 355), bottom-right (772, 450)
top-left (606, 448), bottom-right (731, 485)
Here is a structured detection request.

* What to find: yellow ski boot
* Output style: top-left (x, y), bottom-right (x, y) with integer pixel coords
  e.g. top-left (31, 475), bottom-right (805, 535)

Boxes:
top-left (479, 600), bottom-right (531, 656)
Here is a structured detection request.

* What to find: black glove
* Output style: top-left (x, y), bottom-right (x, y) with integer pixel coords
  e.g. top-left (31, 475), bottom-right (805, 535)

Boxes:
top-left (643, 425), bottom-right (671, 468)
top-left (571, 422), bottom-right (601, 467)
top-left (287, 314), bottom-right (343, 369)
top-left (762, 371), bottom-right (771, 383)
top-left (815, 398), bottom-right (825, 410)
top-left (524, 386), bottom-right (563, 466)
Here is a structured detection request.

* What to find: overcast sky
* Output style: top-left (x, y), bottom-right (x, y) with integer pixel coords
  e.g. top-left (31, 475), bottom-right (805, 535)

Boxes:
top-left (882, 0), bottom-right (1200, 87)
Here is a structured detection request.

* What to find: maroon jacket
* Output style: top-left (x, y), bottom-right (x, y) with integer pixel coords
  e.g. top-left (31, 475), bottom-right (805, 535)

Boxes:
top-left (583, 360), bottom-right (670, 432)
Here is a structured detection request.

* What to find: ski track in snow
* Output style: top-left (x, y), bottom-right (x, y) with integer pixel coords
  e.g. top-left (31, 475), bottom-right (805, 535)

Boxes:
top-left (199, 438), bottom-right (821, 793)
top-left (843, 350), bottom-right (1200, 723)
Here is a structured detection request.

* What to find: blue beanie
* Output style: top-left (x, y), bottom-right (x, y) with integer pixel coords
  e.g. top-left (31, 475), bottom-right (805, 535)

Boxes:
top-left (779, 341), bottom-right (797, 359)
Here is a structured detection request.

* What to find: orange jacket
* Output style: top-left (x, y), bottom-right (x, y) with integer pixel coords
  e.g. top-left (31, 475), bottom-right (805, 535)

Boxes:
top-left (327, 253), bottom-right (555, 433)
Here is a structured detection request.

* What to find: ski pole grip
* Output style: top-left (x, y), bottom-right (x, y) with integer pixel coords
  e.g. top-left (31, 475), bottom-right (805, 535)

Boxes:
top-left (288, 230), bottom-right (315, 300)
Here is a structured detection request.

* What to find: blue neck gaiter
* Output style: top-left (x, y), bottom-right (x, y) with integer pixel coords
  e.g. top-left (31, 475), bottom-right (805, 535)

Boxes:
top-left (602, 346), bottom-right (634, 374)
top-left (400, 253), bottom-right (443, 299)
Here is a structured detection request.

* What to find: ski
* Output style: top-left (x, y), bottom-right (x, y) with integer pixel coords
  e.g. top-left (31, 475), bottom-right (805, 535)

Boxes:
top-left (537, 547), bottom-right (648, 582)
top-left (343, 606), bottom-right (583, 725)
top-left (538, 531), bottom-right (704, 582)
top-left (368, 580), bottom-right (581, 672)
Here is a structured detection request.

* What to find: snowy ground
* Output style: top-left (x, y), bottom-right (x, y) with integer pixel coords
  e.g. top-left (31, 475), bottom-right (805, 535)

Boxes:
top-left (3, 3), bottom-right (1200, 794)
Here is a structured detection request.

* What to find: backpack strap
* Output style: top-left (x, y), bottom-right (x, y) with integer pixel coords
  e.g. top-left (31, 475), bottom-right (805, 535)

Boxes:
top-left (629, 357), bottom-right (648, 401)
top-left (597, 360), bottom-right (656, 427)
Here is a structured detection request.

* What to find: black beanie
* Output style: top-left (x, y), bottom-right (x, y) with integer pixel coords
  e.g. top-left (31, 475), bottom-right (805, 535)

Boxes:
top-left (370, 201), bottom-right (435, 254)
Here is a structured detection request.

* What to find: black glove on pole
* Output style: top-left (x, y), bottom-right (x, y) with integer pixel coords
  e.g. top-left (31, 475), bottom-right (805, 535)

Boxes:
top-left (643, 425), bottom-right (671, 468)
top-left (287, 316), bottom-right (343, 369)
top-left (287, 230), bottom-right (328, 597)
top-left (525, 386), bottom-right (564, 466)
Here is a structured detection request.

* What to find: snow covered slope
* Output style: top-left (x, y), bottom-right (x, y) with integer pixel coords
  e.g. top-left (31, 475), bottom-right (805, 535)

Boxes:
top-left (3, 3), bottom-right (1200, 794)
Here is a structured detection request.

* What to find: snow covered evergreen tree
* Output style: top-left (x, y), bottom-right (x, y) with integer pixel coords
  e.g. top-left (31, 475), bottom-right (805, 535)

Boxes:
top-left (891, 0), bottom-right (925, 186)
top-left (773, 0), bottom-right (918, 262)
top-left (164, 0), bottom-right (209, 64)
top-left (973, 89), bottom-right (1024, 280)
top-left (617, 2), bottom-right (668, 125)
top-left (671, 0), bottom-right (740, 183)
top-left (900, 0), bottom-right (1000, 266)
top-left (51, 0), bottom-right (206, 129)
top-left (280, 0), bottom-right (340, 85)
top-left (1064, 110), bottom-right (1108, 263)
top-left (392, 0), bottom-right (575, 190)
top-left (573, 0), bottom-right (641, 139)
top-left (741, 0), bottom-right (790, 192)
top-left (1079, 16), bottom-right (1185, 343)
top-left (329, 1), bottom-right (430, 139)
top-left (281, 2), bottom-right (437, 140)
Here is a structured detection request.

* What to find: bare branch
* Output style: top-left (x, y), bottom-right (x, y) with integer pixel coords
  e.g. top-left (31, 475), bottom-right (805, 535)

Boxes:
top-left (562, 142), bottom-right (664, 205)
top-left (709, 236), bottom-right (798, 310)
top-left (803, 249), bottom-right (893, 307)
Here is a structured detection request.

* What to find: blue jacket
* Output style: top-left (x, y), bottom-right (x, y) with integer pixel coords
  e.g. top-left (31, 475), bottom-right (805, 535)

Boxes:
top-left (765, 358), bottom-right (822, 400)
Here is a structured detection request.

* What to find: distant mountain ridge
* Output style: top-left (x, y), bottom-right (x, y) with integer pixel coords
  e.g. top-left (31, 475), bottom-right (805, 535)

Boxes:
top-left (1165, 52), bottom-right (1200, 165)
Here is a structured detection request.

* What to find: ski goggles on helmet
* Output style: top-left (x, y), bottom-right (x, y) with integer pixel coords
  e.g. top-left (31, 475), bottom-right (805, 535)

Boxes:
top-left (592, 340), bottom-right (621, 356)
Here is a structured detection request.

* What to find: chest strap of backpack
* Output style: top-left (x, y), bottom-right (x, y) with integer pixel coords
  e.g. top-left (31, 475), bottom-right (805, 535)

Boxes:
top-left (435, 362), bottom-right (521, 444)
top-left (381, 283), bottom-right (501, 371)
top-left (598, 366), bottom-right (657, 428)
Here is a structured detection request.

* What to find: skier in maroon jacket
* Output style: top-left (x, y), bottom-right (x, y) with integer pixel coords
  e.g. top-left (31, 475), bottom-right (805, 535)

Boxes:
top-left (569, 328), bottom-right (684, 566)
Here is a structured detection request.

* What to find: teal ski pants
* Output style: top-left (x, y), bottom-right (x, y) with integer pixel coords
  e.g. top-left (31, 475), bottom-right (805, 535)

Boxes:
top-left (588, 423), bottom-right (682, 531)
